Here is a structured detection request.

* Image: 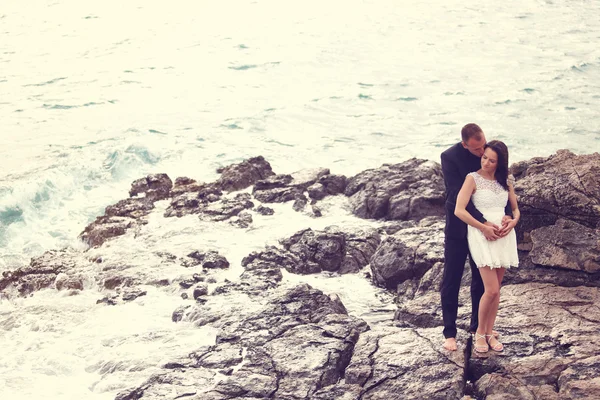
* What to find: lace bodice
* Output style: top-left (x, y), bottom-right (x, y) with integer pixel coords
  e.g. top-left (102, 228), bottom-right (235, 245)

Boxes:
top-left (469, 172), bottom-right (512, 210)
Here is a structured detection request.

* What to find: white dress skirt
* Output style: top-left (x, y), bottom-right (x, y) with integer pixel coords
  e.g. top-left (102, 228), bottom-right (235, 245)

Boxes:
top-left (467, 172), bottom-right (519, 269)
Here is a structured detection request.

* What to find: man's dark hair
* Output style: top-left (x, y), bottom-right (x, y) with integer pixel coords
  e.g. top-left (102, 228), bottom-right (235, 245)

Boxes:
top-left (461, 123), bottom-right (483, 142)
top-left (485, 140), bottom-right (510, 191)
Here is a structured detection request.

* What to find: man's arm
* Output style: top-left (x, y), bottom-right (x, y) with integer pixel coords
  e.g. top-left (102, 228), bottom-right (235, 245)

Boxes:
top-left (441, 151), bottom-right (486, 223)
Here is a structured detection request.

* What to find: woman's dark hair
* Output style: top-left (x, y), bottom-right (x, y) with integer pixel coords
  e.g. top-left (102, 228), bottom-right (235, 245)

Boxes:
top-left (485, 140), bottom-right (509, 190)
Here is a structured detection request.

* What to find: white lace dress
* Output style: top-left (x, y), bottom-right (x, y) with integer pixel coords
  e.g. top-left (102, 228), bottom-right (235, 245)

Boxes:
top-left (467, 172), bottom-right (519, 269)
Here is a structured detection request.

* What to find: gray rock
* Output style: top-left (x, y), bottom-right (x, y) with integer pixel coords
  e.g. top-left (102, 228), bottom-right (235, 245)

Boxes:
top-left (343, 326), bottom-right (465, 400)
top-left (255, 205), bottom-right (274, 215)
top-left (116, 284), bottom-right (367, 400)
top-left (511, 150), bottom-right (600, 241)
top-left (228, 211), bottom-right (253, 228)
top-left (193, 284), bottom-right (209, 299)
top-left (469, 283), bottom-right (600, 400)
top-left (370, 221), bottom-right (445, 290)
top-left (345, 158), bottom-right (445, 221)
top-left (216, 156), bottom-right (275, 191)
top-left (129, 173), bottom-right (173, 201)
top-left (529, 219), bottom-right (600, 274)
top-left (0, 249), bottom-right (89, 297)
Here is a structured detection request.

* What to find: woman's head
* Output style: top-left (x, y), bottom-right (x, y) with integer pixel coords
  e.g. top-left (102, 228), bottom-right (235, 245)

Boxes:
top-left (483, 140), bottom-right (509, 190)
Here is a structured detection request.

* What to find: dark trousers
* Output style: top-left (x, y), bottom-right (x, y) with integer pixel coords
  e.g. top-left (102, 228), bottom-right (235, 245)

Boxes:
top-left (440, 237), bottom-right (484, 338)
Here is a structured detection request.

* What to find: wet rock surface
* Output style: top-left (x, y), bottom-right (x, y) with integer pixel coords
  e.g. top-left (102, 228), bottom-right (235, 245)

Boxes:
top-left (0, 249), bottom-right (91, 297)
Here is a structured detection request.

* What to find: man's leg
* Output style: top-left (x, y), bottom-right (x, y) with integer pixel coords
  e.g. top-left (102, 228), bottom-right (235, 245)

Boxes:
top-left (468, 253), bottom-right (484, 334)
top-left (441, 238), bottom-right (469, 340)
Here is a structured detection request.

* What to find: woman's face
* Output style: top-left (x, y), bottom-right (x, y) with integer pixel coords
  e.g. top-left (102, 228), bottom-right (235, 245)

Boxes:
top-left (481, 147), bottom-right (498, 174)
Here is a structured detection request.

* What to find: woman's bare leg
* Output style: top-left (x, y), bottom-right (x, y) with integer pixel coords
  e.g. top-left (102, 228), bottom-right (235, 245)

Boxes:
top-left (476, 266), bottom-right (500, 349)
top-left (487, 268), bottom-right (506, 349)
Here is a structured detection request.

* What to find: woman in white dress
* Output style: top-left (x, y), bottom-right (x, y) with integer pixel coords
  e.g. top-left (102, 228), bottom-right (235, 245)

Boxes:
top-left (454, 140), bottom-right (520, 353)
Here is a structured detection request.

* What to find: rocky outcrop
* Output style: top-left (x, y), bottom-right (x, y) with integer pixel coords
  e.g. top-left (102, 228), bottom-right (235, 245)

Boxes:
top-left (344, 158), bottom-right (445, 221)
top-left (129, 173), bottom-right (173, 201)
top-left (163, 182), bottom-right (223, 218)
top-left (216, 155), bottom-right (275, 191)
top-left (343, 325), bottom-right (466, 399)
top-left (370, 220), bottom-right (445, 290)
top-left (470, 283), bottom-right (600, 400)
top-left (529, 218), bottom-right (600, 274)
top-left (80, 174), bottom-right (169, 248)
top-left (251, 167), bottom-right (346, 207)
top-left (241, 227), bottom-right (381, 277)
top-left (115, 284), bottom-right (368, 400)
top-left (0, 249), bottom-right (91, 297)
top-left (511, 150), bottom-right (600, 244)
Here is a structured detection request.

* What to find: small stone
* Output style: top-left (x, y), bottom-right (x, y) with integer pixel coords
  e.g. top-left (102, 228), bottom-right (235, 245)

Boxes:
top-left (193, 284), bottom-right (209, 300)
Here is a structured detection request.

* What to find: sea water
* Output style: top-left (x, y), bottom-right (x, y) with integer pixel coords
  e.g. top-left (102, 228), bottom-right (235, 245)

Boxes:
top-left (1, 0), bottom-right (599, 398)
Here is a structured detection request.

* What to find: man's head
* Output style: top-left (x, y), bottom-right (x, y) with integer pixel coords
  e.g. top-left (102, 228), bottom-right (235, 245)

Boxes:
top-left (461, 123), bottom-right (486, 157)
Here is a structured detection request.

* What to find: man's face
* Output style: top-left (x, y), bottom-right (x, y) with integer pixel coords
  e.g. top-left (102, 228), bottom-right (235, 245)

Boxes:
top-left (462, 133), bottom-right (487, 157)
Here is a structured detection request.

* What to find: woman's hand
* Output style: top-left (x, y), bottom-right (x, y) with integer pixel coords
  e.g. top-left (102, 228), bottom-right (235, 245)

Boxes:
top-left (481, 222), bottom-right (500, 241)
top-left (498, 217), bottom-right (518, 237)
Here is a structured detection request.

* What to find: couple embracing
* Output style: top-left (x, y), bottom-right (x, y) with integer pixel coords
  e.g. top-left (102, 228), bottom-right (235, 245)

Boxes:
top-left (440, 123), bottom-right (520, 354)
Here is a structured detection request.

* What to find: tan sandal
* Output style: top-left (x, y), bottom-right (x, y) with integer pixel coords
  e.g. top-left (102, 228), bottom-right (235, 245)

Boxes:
top-left (486, 334), bottom-right (504, 352)
top-left (474, 333), bottom-right (489, 353)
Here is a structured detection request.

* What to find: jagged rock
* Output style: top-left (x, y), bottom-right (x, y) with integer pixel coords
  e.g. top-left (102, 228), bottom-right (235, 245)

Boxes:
top-left (308, 182), bottom-right (327, 200)
top-left (102, 274), bottom-right (139, 290)
top-left (170, 176), bottom-right (203, 196)
top-left (529, 219), bottom-right (600, 274)
top-left (121, 288), bottom-right (147, 302)
top-left (511, 150), bottom-right (600, 241)
top-left (172, 305), bottom-right (191, 322)
top-left (503, 251), bottom-right (600, 288)
top-left (342, 326), bottom-right (465, 399)
top-left (318, 173), bottom-right (347, 196)
top-left (311, 204), bottom-right (323, 217)
top-left (217, 156), bottom-right (275, 191)
top-left (252, 174), bottom-right (302, 203)
top-left (228, 211), bottom-right (252, 228)
top-left (255, 205), bottom-right (274, 215)
top-left (79, 216), bottom-right (137, 248)
top-left (54, 273), bottom-right (84, 291)
top-left (0, 249), bottom-right (89, 297)
top-left (192, 284), bottom-right (208, 299)
top-left (179, 279), bottom-right (195, 289)
top-left (370, 221), bottom-right (445, 290)
top-left (105, 197), bottom-right (155, 219)
top-left (469, 283), bottom-right (600, 400)
top-left (274, 227), bottom-right (381, 275)
top-left (129, 173), bottom-right (173, 201)
top-left (344, 158), bottom-right (445, 221)
top-left (201, 193), bottom-right (254, 222)
top-left (185, 251), bottom-right (230, 270)
top-left (292, 193), bottom-right (308, 211)
top-left (163, 183), bottom-right (223, 218)
top-left (252, 168), bottom-right (330, 204)
top-left (115, 284), bottom-right (367, 400)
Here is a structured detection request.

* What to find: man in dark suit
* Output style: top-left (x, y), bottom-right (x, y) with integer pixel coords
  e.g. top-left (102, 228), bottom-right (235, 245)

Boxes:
top-left (440, 123), bottom-right (511, 351)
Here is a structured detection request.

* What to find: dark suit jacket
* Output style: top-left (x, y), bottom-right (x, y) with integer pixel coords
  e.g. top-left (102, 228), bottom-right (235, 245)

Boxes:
top-left (441, 143), bottom-right (512, 239)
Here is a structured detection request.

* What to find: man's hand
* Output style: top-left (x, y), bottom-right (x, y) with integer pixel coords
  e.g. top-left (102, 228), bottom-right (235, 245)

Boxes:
top-left (498, 216), bottom-right (516, 237)
top-left (481, 221), bottom-right (500, 241)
